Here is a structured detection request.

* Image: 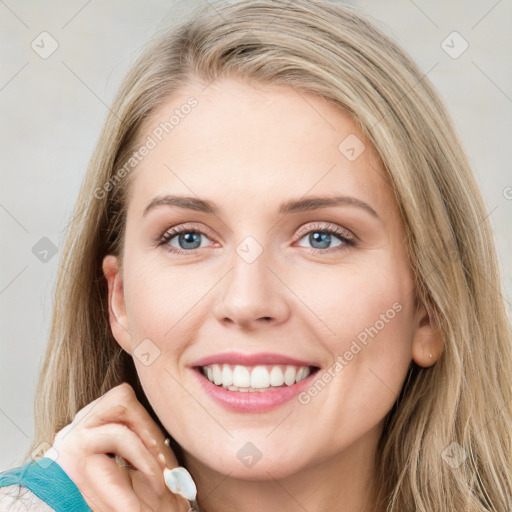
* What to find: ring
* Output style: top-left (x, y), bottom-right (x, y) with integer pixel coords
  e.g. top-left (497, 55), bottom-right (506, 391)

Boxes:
top-left (114, 455), bottom-right (134, 470)
top-left (114, 455), bottom-right (127, 467)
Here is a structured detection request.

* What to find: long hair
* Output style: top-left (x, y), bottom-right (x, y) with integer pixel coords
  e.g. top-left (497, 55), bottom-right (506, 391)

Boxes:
top-left (27, 1), bottom-right (512, 510)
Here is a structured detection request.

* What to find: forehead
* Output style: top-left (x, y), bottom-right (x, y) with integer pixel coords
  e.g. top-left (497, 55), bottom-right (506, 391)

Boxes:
top-left (127, 78), bottom-right (393, 218)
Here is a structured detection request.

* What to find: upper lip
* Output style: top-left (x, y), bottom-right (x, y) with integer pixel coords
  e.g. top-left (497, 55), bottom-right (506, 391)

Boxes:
top-left (190, 352), bottom-right (320, 368)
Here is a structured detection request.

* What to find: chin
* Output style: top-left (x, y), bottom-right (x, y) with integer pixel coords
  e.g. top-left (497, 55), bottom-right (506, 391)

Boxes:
top-left (189, 441), bottom-right (311, 481)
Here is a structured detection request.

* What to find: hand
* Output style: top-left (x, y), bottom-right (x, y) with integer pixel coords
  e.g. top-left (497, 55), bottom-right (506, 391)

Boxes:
top-left (44, 382), bottom-right (193, 512)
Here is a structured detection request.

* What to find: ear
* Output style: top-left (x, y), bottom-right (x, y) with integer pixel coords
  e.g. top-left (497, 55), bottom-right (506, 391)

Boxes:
top-left (411, 302), bottom-right (443, 367)
top-left (102, 254), bottom-right (133, 354)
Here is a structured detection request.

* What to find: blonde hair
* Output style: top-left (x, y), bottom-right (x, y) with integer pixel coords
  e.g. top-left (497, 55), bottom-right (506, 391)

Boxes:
top-left (26, 1), bottom-right (511, 510)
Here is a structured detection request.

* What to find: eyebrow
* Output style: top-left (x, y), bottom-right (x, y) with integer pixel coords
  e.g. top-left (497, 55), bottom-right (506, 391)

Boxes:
top-left (142, 194), bottom-right (380, 219)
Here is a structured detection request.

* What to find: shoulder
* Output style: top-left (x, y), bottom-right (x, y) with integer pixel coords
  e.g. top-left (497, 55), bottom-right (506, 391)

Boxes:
top-left (0, 485), bottom-right (54, 511)
top-left (0, 458), bottom-right (90, 512)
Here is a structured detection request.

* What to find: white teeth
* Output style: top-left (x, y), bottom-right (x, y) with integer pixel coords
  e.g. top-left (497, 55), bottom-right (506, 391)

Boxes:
top-left (284, 366), bottom-right (296, 386)
top-left (222, 365), bottom-right (233, 386)
top-left (232, 365), bottom-right (251, 387)
top-left (201, 363), bottom-right (313, 390)
top-left (269, 366), bottom-right (284, 386)
top-left (296, 367), bottom-right (308, 382)
top-left (251, 366), bottom-right (270, 388)
top-left (212, 364), bottom-right (222, 385)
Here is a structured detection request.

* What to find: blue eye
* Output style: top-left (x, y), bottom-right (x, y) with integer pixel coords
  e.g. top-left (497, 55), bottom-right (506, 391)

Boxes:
top-left (295, 224), bottom-right (355, 252)
top-left (158, 228), bottom-right (210, 253)
top-left (157, 222), bottom-right (356, 255)
top-left (298, 231), bottom-right (343, 250)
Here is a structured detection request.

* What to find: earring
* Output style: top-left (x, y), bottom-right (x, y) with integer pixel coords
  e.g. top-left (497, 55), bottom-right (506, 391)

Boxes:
top-left (429, 353), bottom-right (433, 359)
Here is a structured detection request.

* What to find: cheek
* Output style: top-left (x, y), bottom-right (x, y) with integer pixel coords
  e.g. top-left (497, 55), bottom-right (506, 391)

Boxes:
top-left (288, 257), bottom-right (414, 349)
top-left (123, 257), bottom-right (216, 342)
top-left (295, 264), bottom-right (415, 439)
top-left (294, 258), bottom-right (413, 361)
top-left (342, 270), bottom-right (414, 378)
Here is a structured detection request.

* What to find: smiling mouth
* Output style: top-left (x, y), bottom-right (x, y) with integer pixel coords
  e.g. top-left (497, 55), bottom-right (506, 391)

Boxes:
top-left (195, 363), bottom-right (320, 392)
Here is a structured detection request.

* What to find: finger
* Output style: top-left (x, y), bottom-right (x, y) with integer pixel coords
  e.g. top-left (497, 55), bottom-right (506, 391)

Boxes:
top-left (77, 384), bottom-right (178, 468)
top-left (81, 454), bottom-right (141, 512)
top-left (82, 422), bottom-right (164, 495)
top-left (72, 393), bottom-right (106, 425)
top-left (69, 383), bottom-right (181, 492)
top-left (79, 404), bottom-right (169, 471)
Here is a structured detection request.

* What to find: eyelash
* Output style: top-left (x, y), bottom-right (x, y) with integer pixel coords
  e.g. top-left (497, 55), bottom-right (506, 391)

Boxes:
top-left (156, 222), bottom-right (357, 255)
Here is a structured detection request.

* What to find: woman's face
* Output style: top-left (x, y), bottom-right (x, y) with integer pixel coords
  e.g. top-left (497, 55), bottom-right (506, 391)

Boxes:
top-left (104, 78), bottom-right (433, 480)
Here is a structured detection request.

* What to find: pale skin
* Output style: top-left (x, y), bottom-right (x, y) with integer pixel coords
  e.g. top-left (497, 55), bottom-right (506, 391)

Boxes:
top-left (61, 77), bottom-right (444, 512)
top-left (47, 383), bottom-right (192, 511)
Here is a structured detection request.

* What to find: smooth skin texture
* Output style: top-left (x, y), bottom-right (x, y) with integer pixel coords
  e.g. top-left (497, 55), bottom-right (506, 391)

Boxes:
top-left (103, 78), bottom-right (443, 512)
top-left (47, 382), bottom-right (192, 511)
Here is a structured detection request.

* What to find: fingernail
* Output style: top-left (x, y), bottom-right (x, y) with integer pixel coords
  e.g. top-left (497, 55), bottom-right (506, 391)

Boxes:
top-left (163, 466), bottom-right (197, 502)
top-left (143, 429), bottom-right (157, 446)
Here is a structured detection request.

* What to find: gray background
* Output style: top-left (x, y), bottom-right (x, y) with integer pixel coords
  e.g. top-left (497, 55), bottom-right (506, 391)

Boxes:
top-left (1, 0), bottom-right (511, 471)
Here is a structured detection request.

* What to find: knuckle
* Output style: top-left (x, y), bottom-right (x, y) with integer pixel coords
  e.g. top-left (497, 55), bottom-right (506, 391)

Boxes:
top-left (78, 425), bottom-right (94, 444)
top-left (109, 404), bottom-right (129, 419)
top-left (113, 382), bottom-right (136, 400)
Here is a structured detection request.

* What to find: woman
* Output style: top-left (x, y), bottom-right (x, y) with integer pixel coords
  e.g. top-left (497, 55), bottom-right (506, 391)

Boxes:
top-left (1, 0), bottom-right (511, 510)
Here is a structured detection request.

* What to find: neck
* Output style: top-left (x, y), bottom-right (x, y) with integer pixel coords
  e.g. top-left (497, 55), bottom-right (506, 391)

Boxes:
top-left (182, 422), bottom-right (385, 512)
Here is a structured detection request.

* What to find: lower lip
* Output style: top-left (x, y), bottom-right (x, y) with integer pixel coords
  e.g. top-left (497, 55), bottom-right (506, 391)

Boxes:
top-left (192, 367), bottom-right (319, 413)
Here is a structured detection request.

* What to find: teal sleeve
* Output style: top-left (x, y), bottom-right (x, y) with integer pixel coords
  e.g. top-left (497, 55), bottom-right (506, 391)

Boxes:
top-left (0, 457), bottom-right (91, 511)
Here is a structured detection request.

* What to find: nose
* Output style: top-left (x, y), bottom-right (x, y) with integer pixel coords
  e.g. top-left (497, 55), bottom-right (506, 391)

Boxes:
top-left (212, 247), bottom-right (291, 331)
